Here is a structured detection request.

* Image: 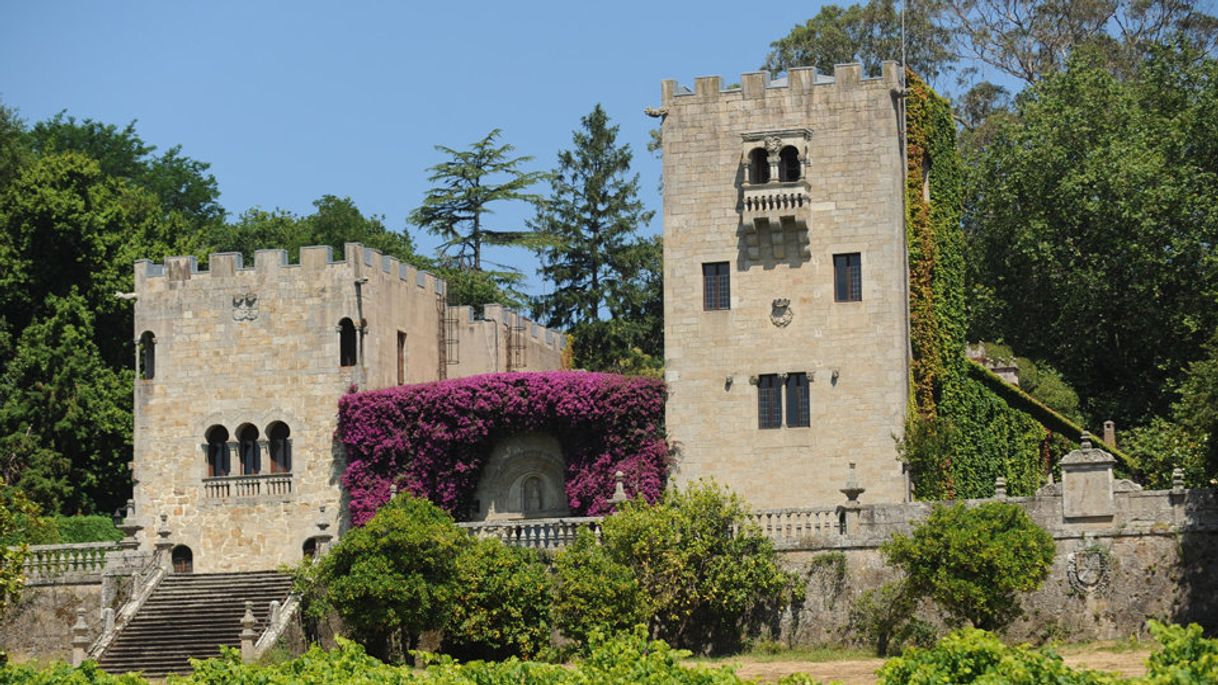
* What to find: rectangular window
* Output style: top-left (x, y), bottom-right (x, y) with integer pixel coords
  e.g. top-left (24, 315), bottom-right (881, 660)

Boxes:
top-left (786, 372), bottom-right (810, 427)
top-left (702, 262), bottom-right (730, 310)
top-left (833, 253), bottom-right (862, 302)
top-left (757, 374), bottom-right (782, 429)
top-left (397, 331), bottom-right (407, 385)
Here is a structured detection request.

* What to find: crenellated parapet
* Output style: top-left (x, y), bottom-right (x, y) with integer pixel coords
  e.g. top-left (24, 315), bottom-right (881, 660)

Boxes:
top-left (660, 62), bottom-right (901, 107)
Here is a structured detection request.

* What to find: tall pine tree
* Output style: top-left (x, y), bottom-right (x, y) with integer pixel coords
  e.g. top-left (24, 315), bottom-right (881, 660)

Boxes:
top-left (532, 105), bottom-right (654, 327)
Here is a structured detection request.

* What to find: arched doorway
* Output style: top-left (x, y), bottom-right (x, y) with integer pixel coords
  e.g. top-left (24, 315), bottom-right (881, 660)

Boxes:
top-left (171, 545), bottom-right (193, 573)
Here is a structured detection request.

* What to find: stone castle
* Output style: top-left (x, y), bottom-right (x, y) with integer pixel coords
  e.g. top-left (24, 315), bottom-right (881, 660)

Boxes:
top-left (129, 62), bottom-right (913, 570)
top-left (661, 63), bottom-right (909, 507)
top-left (130, 246), bottom-right (564, 572)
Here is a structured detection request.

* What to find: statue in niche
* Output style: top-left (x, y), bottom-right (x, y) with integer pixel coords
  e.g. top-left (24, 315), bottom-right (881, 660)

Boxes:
top-left (522, 476), bottom-right (544, 514)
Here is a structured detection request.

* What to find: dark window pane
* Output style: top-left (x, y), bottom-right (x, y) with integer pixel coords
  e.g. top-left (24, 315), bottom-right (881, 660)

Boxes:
top-left (834, 253), bottom-right (862, 302)
top-left (786, 373), bottom-right (810, 427)
top-left (758, 374), bottom-right (782, 429)
top-left (702, 262), bottom-right (730, 310)
top-left (339, 318), bottom-right (357, 366)
top-left (779, 146), bottom-right (800, 182)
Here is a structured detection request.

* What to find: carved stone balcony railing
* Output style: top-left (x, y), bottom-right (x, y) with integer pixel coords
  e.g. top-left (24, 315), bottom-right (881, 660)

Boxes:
top-left (21, 541), bottom-right (121, 585)
top-left (741, 182), bottom-right (812, 260)
top-left (458, 516), bottom-right (602, 550)
top-left (203, 473), bottom-right (292, 499)
top-left (739, 507), bottom-right (844, 547)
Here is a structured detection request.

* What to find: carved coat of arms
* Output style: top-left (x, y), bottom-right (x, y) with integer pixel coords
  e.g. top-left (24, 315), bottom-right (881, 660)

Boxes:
top-left (770, 298), bottom-right (793, 327)
top-left (1067, 545), bottom-right (1111, 595)
top-left (232, 292), bottom-right (259, 321)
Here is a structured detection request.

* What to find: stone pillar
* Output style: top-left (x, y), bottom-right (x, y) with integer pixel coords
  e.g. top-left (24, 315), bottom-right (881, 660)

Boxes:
top-left (154, 514), bottom-right (173, 571)
top-left (837, 462), bottom-right (865, 536)
top-left (1060, 433), bottom-right (1116, 522)
top-left (240, 601), bottom-right (257, 663)
top-left (609, 470), bottom-right (629, 507)
top-left (994, 476), bottom-right (1008, 499)
top-left (314, 505), bottom-right (333, 556)
top-left (70, 607), bottom-right (90, 667)
top-left (1103, 420), bottom-right (1116, 448)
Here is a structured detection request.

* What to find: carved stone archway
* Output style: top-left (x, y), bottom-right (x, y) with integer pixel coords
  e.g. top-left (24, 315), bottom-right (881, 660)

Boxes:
top-left (471, 433), bottom-right (569, 521)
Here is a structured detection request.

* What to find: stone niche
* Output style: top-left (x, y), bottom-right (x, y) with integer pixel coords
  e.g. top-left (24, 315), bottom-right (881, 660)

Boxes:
top-left (471, 432), bottom-right (569, 521)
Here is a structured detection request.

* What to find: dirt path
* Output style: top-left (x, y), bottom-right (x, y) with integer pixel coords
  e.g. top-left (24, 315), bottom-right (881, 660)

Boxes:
top-left (720, 649), bottom-right (1152, 684)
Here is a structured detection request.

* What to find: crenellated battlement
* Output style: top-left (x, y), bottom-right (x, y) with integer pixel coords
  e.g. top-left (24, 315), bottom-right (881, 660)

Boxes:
top-left (660, 61), bottom-right (901, 106)
top-left (134, 243), bottom-right (447, 297)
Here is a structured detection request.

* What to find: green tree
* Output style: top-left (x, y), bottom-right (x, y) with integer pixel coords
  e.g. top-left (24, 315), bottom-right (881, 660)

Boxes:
top-left (1174, 328), bottom-right (1218, 478)
top-left (763, 0), bottom-right (956, 82)
top-left (600, 482), bottom-right (799, 654)
top-left (883, 501), bottom-right (1055, 631)
top-left (551, 528), bottom-right (649, 649)
top-left (408, 129), bottom-right (545, 292)
top-left (965, 44), bottom-right (1218, 426)
top-left (0, 291), bottom-right (131, 514)
top-left (304, 494), bottom-right (467, 662)
top-left (28, 113), bottom-right (223, 228)
top-left (442, 538), bottom-right (551, 661)
top-left (531, 105), bottom-right (660, 371)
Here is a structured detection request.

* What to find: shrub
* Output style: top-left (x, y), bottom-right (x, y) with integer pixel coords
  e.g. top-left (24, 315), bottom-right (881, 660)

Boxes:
top-left (847, 580), bottom-right (934, 657)
top-left (1123, 417), bottom-right (1209, 489)
top-left (876, 627), bottom-right (1119, 684)
top-left (1142, 621), bottom-right (1218, 684)
top-left (600, 481), bottom-right (801, 654)
top-left (551, 528), bottom-right (648, 648)
top-left (52, 515), bottom-right (123, 543)
top-left (883, 501), bottom-right (1054, 631)
top-left (0, 660), bottom-right (148, 684)
top-left (302, 494), bottom-right (468, 661)
top-left (442, 537), bottom-right (551, 661)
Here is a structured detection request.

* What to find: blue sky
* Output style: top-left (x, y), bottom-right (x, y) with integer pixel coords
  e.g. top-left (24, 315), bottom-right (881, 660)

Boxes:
top-left (1, 1), bottom-right (842, 295)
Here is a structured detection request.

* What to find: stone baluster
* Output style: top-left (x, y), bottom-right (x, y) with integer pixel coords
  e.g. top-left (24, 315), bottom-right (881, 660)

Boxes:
top-left (240, 601), bottom-right (257, 663)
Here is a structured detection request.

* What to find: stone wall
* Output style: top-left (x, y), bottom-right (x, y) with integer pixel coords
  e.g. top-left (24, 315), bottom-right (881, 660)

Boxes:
top-left (1, 583), bottom-right (104, 664)
top-left (660, 63), bottom-right (910, 510)
top-left (131, 243), bottom-right (563, 572)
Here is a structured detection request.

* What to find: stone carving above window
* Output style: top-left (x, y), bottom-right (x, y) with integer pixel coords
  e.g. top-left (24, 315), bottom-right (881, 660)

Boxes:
top-left (471, 432), bottom-right (569, 521)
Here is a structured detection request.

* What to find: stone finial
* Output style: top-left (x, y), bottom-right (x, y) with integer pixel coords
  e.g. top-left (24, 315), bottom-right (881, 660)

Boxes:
top-left (156, 513), bottom-right (170, 542)
top-left (71, 607), bottom-right (90, 666)
top-left (840, 462), bottom-right (865, 503)
top-left (994, 476), bottom-right (1007, 499)
top-left (609, 471), bottom-right (629, 505)
top-left (240, 601), bottom-right (257, 663)
top-left (1172, 466), bottom-right (1185, 493)
top-left (101, 607), bottom-right (115, 635)
top-left (388, 483), bottom-right (398, 498)
top-left (1080, 431), bottom-right (1093, 449)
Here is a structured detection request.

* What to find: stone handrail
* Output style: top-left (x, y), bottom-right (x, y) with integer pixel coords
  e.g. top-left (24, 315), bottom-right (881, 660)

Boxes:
top-left (203, 473), bottom-right (292, 498)
top-left (458, 517), bottom-right (602, 549)
top-left (88, 555), bottom-right (166, 659)
top-left (740, 507), bottom-right (844, 545)
top-left (253, 593), bottom-right (301, 659)
top-left (21, 542), bottom-right (121, 585)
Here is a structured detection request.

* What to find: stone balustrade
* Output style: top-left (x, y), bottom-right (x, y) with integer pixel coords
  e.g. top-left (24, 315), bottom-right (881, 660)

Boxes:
top-left (21, 542), bottom-right (121, 585)
top-left (742, 185), bottom-right (809, 218)
top-left (742, 507), bottom-right (844, 546)
top-left (458, 517), bottom-right (602, 549)
top-left (203, 473), bottom-right (292, 499)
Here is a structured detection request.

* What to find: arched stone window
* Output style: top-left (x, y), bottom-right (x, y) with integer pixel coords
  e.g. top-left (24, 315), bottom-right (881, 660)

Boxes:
top-left (779, 146), bottom-right (801, 182)
top-left (236, 423), bottom-right (260, 475)
top-left (522, 476), bottom-right (544, 514)
top-left (338, 318), bottom-right (357, 367)
top-left (748, 148), bottom-right (770, 184)
top-left (302, 537), bottom-right (319, 559)
top-left (171, 545), bottom-right (193, 573)
top-left (267, 421), bottom-right (291, 473)
top-left (138, 331), bottom-right (156, 380)
top-left (205, 425), bottom-right (230, 477)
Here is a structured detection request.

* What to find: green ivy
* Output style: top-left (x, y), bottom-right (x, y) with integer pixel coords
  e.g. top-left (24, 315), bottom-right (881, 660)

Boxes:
top-left (904, 70), bottom-right (1084, 499)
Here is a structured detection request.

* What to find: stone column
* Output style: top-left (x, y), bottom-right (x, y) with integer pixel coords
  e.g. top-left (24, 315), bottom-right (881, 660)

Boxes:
top-left (70, 608), bottom-right (90, 667)
top-left (240, 601), bottom-right (257, 663)
top-left (154, 514), bottom-right (173, 571)
top-left (837, 462), bottom-right (865, 536)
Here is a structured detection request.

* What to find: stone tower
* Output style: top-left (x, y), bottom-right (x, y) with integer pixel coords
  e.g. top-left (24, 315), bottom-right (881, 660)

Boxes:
top-left (130, 244), bottom-right (564, 572)
top-left (660, 63), bottom-right (910, 508)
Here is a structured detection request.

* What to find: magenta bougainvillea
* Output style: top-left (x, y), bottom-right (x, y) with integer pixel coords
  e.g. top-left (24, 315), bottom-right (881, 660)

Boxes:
top-left (338, 371), bottom-right (669, 526)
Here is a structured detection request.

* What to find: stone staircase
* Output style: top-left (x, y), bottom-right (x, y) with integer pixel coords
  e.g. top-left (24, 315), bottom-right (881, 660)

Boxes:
top-left (97, 571), bottom-right (293, 678)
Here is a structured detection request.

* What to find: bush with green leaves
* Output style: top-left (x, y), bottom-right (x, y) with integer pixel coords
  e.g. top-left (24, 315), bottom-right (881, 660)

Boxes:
top-left (551, 528), bottom-right (648, 649)
top-left (847, 580), bottom-right (934, 657)
top-left (876, 627), bottom-right (1120, 684)
top-left (442, 537), bottom-right (551, 661)
top-left (298, 494), bottom-right (468, 661)
top-left (599, 481), bottom-right (802, 654)
top-left (883, 501), bottom-right (1054, 631)
top-left (1142, 621), bottom-right (1218, 684)
top-left (0, 660), bottom-right (148, 684)
top-left (52, 515), bottom-right (123, 543)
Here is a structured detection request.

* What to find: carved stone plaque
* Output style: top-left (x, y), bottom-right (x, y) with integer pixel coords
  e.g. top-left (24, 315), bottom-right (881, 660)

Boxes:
top-left (232, 292), bottom-right (259, 322)
top-left (770, 298), bottom-right (792, 327)
top-left (1067, 546), bottom-right (1111, 595)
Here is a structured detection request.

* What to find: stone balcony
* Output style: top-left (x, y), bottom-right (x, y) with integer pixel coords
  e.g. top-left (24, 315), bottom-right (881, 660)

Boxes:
top-left (203, 473), bottom-right (292, 499)
top-left (741, 181), bottom-right (812, 261)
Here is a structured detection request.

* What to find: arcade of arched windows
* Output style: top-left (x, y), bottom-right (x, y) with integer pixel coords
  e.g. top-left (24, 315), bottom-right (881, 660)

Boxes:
top-left (202, 421), bottom-right (294, 498)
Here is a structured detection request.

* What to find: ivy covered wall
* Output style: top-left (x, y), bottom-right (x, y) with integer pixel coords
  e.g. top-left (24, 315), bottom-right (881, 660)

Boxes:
top-left (904, 70), bottom-right (1077, 499)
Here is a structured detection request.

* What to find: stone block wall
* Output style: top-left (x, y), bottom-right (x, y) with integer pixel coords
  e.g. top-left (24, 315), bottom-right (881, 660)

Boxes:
top-left (660, 63), bottom-right (909, 509)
